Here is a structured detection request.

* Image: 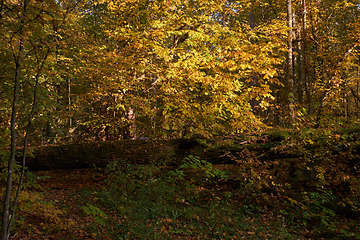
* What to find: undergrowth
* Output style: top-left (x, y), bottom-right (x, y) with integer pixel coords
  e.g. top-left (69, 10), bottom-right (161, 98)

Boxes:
top-left (1, 126), bottom-right (360, 239)
top-left (80, 159), bottom-right (287, 239)
top-left (78, 153), bottom-right (360, 239)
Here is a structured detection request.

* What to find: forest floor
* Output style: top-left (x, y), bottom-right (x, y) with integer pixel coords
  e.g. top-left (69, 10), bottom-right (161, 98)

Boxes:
top-left (2, 127), bottom-right (360, 239)
top-left (8, 169), bottom-right (109, 239)
top-left (4, 167), bottom-right (301, 240)
top-left (6, 166), bottom-right (360, 240)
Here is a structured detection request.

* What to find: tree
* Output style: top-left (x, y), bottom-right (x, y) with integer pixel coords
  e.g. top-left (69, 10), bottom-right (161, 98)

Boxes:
top-left (1, 0), bottom-right (358, 161)
top-left (1, 1), bottom-right (30, 238)
top-left (255, 0), bottom-right (360, 126)
top-left (0, 0), bottom-right (76, 238)
top-left (302, 0), bottom-right (360, 125)
top-left (68, 0), bottom-right (287, 140)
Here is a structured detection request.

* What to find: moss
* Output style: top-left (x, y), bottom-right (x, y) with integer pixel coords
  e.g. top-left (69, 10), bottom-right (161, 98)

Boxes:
top-left (266, 131), bottom-right (290, 142)
top-left (340, 126), bottom-right (360, 135)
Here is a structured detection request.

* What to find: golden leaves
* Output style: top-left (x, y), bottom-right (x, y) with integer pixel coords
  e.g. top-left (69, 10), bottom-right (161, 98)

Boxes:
top-left (69, 0), bottom-right (290, 136)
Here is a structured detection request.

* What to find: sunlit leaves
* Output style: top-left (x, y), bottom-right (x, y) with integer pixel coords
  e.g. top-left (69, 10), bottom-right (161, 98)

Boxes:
top-left (69, 0), bottom-right (288, 137)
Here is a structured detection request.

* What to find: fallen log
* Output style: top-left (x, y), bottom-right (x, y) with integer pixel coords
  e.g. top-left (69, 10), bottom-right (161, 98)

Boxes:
top-left (23, 138), bottom-right (207, 171)
top-left (21, 133), bottom-right (290, 171)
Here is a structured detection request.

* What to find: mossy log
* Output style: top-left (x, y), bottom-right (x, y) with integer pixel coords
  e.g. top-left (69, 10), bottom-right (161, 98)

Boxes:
top-left (23, 139), bottom-right (207, 171)
top-left (22, 130), bottom-right (359, 172)
top-left (22, 133), bottom-right (290, 171)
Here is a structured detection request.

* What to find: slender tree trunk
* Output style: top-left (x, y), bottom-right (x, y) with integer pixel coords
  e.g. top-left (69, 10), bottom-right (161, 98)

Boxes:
top-left (287, 0), bottom-right (295, 124)
top-left (287, 0), bottom-right (294, 93)
top-left (293, 12), bottom-right (299, 101)
top-left (357, 58), bottom-right (360, 117)
top-left (347, 84), bottom-right (360, 111)
top-left (1, 48), bottom-right (22, 240)
top-left (1, 1), bottom-right (29, 239)
top-left (152, 76), bottom-right (158, 137)
top-left (0, 0), bottom-right (4, 19)
top-left (296, 1), bottom-right (305, 105)
top-left (68, 77), bottom-right (73, 141)
top-left (249, 3), bottom-right (258, 115)
top-left (7, 48), bottom-right (50, 235)
top-left (301, 0), bottom-right (312, 113)
top-left (68, 78), bottom-right (72, 127)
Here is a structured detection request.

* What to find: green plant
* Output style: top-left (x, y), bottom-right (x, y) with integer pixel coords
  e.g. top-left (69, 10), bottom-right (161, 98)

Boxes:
top-left (23, 172), bottom-right (50, 190)
top-left (180, 155), bottom-right (228, 182)
top-left (78, 159), bottom-right (307, 239)
top-left (284, 189), bottom-right (340, 238)
top-left (81, 204), bottom-right (108, 226)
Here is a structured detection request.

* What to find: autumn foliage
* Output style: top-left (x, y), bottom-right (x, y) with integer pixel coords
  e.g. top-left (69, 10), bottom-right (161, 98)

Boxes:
top-left (0, 0), bottom-right (360, 239)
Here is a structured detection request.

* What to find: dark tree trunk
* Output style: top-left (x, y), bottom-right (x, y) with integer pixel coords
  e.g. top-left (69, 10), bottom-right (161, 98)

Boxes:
top-left (1, 1), bottom-right (29, 238)
top-left (287, 0), bottom-right (296, 125)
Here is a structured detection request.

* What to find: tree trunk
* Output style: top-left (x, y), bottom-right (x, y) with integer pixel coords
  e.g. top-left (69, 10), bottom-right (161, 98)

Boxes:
top-left (301, 0), bottom-right (312, 113)
top-left (249, 3), bottom-right (258, 115)
top-left (287, 0), bottom-right (294, 94)
top-left (23, 139), bottom-right (209, 171)
top-left (296, 0), bottom-right (305, 105)
top-left (0, 0), bottom-right (4, 19)
top-left (1, 1), bottom-right (29, 238)
top-left (287, 0), bottom-right (296, 124)
top-left (7, 48), bottom-right (50, 235)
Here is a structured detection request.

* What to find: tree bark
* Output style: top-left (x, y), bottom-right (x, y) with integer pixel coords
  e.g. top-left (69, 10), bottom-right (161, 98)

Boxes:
top-left (23, 139), bottom-right (208, 171)
top-left (287, 0), bottom-right (294, 94)
top-left (7, 48), bottom-right (50, 235)
top-left (297, 0), bottom-right (306, 105)
top-left (1, 1), bottom-right (29, 238)
top-left (0, 0), bottom-right (4, 19)
top-left (287, 0), bottom-right (296, 124)
top-left (301, 0), bottom-right (312, 113)
top-left (249, 2), bottom-right (258, 114)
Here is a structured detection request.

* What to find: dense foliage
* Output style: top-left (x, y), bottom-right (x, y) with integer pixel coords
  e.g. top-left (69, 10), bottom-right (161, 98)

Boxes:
top-left (1, 0), bottom-right (360, 239)
top-left (1, 0), bottom-right (359, 143)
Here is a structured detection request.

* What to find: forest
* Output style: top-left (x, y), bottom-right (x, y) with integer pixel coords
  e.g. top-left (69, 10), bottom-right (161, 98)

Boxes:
top-left (1, 0), bottom-right (360, 239)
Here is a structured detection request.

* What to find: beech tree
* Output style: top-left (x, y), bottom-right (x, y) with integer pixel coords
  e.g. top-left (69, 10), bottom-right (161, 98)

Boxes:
top-left (69, 0), bottom-right (286, 140)
top-left (1, 0), bottom-right (359, 144)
